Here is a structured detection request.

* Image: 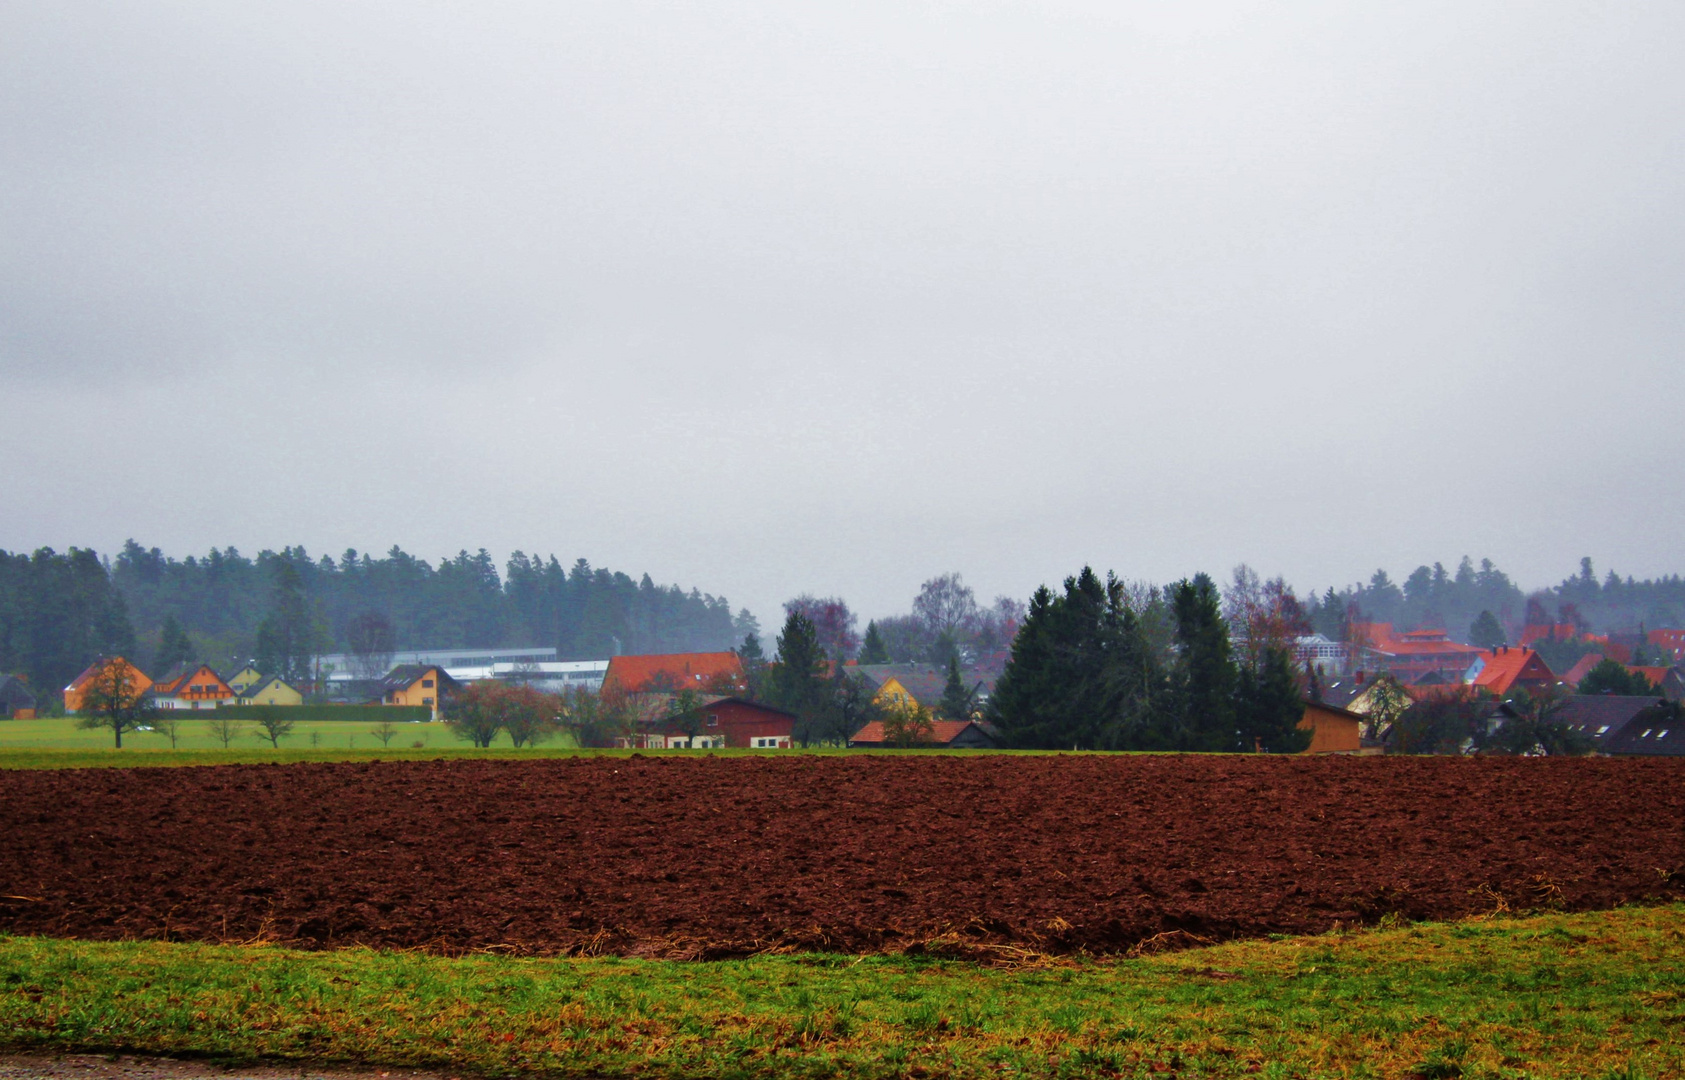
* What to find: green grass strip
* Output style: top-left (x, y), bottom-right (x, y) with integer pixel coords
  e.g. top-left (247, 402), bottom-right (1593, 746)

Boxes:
top-left (4, 905), bottom-right (1682, 1078)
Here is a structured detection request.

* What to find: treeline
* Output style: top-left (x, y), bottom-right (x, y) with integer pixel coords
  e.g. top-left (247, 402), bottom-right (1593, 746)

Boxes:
top-left (1302, 556), bottom-right (1685, 642)
top-left (987, 568), bottom-right (1310, 753)
top-left (0, 542), bottom-right (752, 707)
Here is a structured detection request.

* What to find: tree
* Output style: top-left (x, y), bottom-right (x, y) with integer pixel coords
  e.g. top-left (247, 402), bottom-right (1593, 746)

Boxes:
top-left (346, 611), bottom-right (397, 684)
top-left (879, 701), bottom-right (936, 748)
top-left (936, 654), bottom-right (978, 720)
top-left (75, 658), bottom-right (157, 748)
top-left (1469, 610), bottom-right (1507, 649)
top-left (1485, 685), bottom-right (1592, 756)
top-left (253, 555), bottom-right (326, 686)
top-left (1577, 658), bottom-right (1658, 696)
top-left (252, 712), bottom-right (295, 748)
top-left (858, 621), bottom-right (890, 665)
top-left (1171, 574), bottom-right (1238, 752)
top-left (1359, 675), bottom-right (1411, 741)
top-left (666, 688), bottom-right (708, 746)
top-left (1234, 645), bottom-right (1312, 753)
top-left (152, 713), bottom-right (183, 749)
top-left (1390, 687), bottom-right (1492, 754)
top-left (912, 573), bottom-right (979, 660)
top-left (768, 611), bottom-right (829, 745)
top-left (824, 665), bottom-right (883, 745)
top-left (557, 685), bottom-right (636, 748)
top-left (782, 595), bottom-right (860, 659)
top-left (497, 684), bottom-right (558, 748)
top-left (205, 715), bottom-right (244, 748)
top-left (153, 615), bottom-right (195, 675)
top-left (443, 681), bottom-right (505, 747)
top-left (370, 720), bottom-right (398, 746)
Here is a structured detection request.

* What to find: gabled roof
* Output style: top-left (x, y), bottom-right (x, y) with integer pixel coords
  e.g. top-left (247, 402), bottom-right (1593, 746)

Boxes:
top-left (848, 718), bottom-right (999, 747)
top-left (379, 664), bottom-right (459, 693)
top-left (1628, 666), bottom-right (1672, 689)
top-left (1554, 695), bottom-right (1665, 744)
top-left (1466, 647), bottom-right (1555, 695)
top-left (239, 674), bottom-right (297, 699)
top-left (1520, 623), bottom-right (1578, 646)
top-left (1561, 653), bottom-right (1606, 688)
top-left (152, 663), bottom-right (229, 697)
top-left (65, 656), bottom-right (152, 694)
top-left (852, 664), bottom-right (997, 708)
top-left (602, 652), bottom-right (745, 694)
top-left (1601, 703), bottom-right (1685, 756)
top-left (0, 675), bottom-right (36, 708)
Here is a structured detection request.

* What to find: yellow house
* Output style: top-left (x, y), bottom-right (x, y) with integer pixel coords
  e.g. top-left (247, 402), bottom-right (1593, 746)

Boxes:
top-left (851, 664), bottom-right (995, 719)
top-left (237, 675), bottom-right (304, 706)
top-left (378, 665), bottom-right (458, 720)
top-left (226, 666), bottom-right (267, 695)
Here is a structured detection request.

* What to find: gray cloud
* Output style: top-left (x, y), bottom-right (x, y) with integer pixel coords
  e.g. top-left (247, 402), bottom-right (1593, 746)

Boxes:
top-left (3, 1), bottom-right (1683, 624)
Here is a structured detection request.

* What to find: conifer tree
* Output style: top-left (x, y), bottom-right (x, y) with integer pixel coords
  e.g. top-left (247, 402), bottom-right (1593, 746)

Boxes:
top-left (1234, 645), bottom-right (1311, 753)
top-left (937, 654), bottom-right (976, 720)
top-left (770, 611), bottom-right (828, 744)
top-left (858, 620), bottom-right (889, 665)
top-left (153, 614), bottom-right (194, 675)
top-left (1171, 573), bottom-right (1237, 751)
top-left (1469, 609), bottom-right (1506, 649)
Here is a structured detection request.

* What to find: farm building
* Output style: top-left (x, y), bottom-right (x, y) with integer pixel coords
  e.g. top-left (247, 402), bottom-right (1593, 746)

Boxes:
top-left (149, 664), bottom-right (235, 710)
top-left (62, 657), bottom-right (153, 714)
top-left (0, 675), bottom-right (37, 719)
top-left (621, 696), bottom-right (797, 749)
top-left (1296, 700), bottom-right (1366, 754)
top-left (378, 665), bottom-right (460, 719)
top-left (603, 652), bottom-right (745, 694)
top-left (847, 718), bottom-right (1001, 749)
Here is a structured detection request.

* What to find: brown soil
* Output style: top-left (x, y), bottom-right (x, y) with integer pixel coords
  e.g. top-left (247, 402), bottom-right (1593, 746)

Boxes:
top-left (1, 755), bottom-right (1681, 957)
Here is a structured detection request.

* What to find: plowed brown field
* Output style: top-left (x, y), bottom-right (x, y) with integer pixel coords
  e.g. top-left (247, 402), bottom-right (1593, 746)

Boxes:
top-left (2, 755), bottom-right (1681, 957)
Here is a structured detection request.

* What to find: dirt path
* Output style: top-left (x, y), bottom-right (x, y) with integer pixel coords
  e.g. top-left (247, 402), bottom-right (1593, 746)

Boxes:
top-left (2, 755), bottom-right (1681, 956)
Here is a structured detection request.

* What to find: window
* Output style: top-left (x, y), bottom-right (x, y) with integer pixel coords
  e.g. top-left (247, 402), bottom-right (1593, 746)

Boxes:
top-left (1659, 730), bottom-right (1670, 739)
top-left (422, 679), bottom-right (435, 688)
top-left (1597, 725), bottom-right (1610, 734)
top-left (423, 696), bottom-right (434, 705)
top-left (707, 714), bottom-right (718, 727)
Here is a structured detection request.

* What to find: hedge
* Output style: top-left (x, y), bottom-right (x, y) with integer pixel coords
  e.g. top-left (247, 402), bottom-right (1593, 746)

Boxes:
top-left (212, 704), bottom-right (433, 724)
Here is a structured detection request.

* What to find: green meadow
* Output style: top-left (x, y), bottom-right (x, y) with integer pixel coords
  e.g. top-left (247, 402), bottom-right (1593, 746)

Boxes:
top-left (2, 905), bottom-right (1681, 1079)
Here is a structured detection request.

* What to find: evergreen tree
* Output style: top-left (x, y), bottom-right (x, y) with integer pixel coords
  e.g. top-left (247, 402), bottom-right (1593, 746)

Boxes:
top-left (1576, 658), bottom-right (1657, 696)
top-left (858, 620), bottom-right (890, 664)
top-left (1234, 645), bottom-right (1312, 753)
top-left (153, 614), bottom-right (194, 675)
top-left (769, 611), bottom-right (829, 745)
top-left (937, 654), bottom-right (977, 720)
top-left (1469, 610), bottom-right (1506, 649)
top-left (1171, 573), bottom-right (1237, 752)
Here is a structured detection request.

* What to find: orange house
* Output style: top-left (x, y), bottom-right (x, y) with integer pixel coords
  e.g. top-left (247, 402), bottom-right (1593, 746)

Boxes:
top-left (1297, 700), bottom-right (1365, 754)
top-left (1465, 647), bottom-right (1556, 696)
top-left (150, 663), bottom-right (235, 710)
top-left (63, 657), bottom-right (153, 714)
top-left (602, 652), bottom-right (746, 694)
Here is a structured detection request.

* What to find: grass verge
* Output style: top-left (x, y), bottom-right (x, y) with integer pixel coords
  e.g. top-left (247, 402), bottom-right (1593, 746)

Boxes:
top-left (4, 905), bottom-right (1683, 1079)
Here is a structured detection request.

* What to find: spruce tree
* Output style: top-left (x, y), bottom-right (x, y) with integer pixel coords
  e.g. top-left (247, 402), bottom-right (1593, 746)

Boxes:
top-left (1235, 645), bottom-right (1312, 753)
top-left (937, 654), bottom-right (976, 720)
top-left (153, 614), bottom-right (194, 675)
top-left (1469, 610), bottom-right (1506, 649)
top-left (1171, 573), bottom-right (1237, 751)
top-left (858, 620), bottom-right (889, 665)
top-left (770, 611), bottom-right (829, 744)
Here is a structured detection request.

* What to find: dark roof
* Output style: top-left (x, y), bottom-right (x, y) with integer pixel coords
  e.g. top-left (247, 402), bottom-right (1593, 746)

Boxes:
top-left (851, 664), bottom-right (997, 706)
top-left (1556, 695), bottom-right (1666, 745)
top-left (1311, 678), bottom-right (1366, 710)
top-left (1602, 705), bottom-right (1685, 756)
top-left (379, 665), bottom-right (460, 692)
top-left (0, 675), bottom-right (36, 709)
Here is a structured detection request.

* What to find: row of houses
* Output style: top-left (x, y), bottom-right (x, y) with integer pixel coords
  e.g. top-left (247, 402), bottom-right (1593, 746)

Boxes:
top-left (55, 658), bottom-right (457, 719)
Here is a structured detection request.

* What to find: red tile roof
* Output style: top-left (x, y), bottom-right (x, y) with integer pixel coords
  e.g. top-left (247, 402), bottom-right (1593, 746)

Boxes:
top-left (1520, 623), bottom-right (1578, 646)
top-left (1628, 666), bottom-right (1672, 689)
top-left (848, 719), bottom-right (982, 746)
top-left (1468, 647), bottom-right (1555, 695)
top-left (1560, 653), bottom-right (1606, 687)
top-left (603, 652), bottom-right (745, 694)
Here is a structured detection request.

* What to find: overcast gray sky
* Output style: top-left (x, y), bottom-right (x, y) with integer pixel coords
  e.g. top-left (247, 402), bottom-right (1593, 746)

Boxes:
top-left (3, 1), bottom-right (1682, 626)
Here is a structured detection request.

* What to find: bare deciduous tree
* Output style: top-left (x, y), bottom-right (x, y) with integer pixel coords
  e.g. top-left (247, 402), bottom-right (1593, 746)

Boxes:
top-left (75, 659), bottom-right (157, 749)
top-left (205, 715), bottom-right (244, 748)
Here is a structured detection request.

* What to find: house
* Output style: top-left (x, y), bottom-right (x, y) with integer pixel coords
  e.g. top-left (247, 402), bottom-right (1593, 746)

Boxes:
top-left (847, 718), bottom-right (1001, 749)
top-left (62, 657), bottom-right (153, 714)
top-left (225, 665), bottom-right (267, 695)
top-left (620, 695), bottom-right (797, 749)
top-left (148, 664), bottom-right (235, 710)
top-left (1349, 624), bottom-right (1485, 683)
top-left (1520, 623), bottom-right (1579, 647)
top-left (1296, 699), bottom-right (1366, 754)
top-left (1602, 707), bottom-right (1685, 756)
top-left (236, 674), bottom-right (304, 706)
top-left (378, 665), bottom-right (459, 719)
top-left (1648, 629), bottom-right (1685, 663)
top-left (1560, 653), bottom-right (1606, 688)
top-left (850, 664), bottom-right (997, 718)
top-left (602, 652), bottom-right (746, 695)
top-left (0, 675), bottom-right (37, 720)
top-left (1552, 695), bottom-right (1666, 751)
top-left (1464, 646), bottom-right (1556, 696)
